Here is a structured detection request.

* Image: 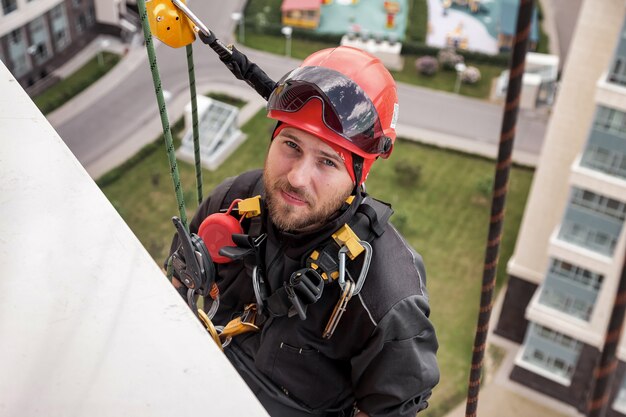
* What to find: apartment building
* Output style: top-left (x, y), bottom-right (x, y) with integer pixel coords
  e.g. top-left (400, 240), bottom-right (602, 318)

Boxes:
top-left (0, 0), bottom-right (136, 89)
top-left (494, 0), bottom-right (626, 414)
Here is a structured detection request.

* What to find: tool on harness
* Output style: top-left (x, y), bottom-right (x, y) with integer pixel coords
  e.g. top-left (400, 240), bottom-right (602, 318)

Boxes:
top-left (170, 216), bottom-right (217, 317)
top-left (284, 268), bottom-right (325, 320)
top-left (198, 304), bottom-right (260, 351)
top-left (323, 280), bottom-right (355, 339)
top-left (217, 227), bottom-right (269, 315)
top-left (197, 195), bottom-right (262, 264)
top-left (219, 303), bottom-right (260, 346)
top-left (322, 241), bottom-right (372, 339)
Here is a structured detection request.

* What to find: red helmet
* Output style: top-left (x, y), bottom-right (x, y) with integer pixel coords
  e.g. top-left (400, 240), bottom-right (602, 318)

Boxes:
top-left (267, 46), bottom-right (399, 185)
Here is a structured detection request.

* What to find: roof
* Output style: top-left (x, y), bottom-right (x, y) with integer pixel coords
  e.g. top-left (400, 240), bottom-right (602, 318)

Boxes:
top-left (281, 0), bottom-right (322, 12)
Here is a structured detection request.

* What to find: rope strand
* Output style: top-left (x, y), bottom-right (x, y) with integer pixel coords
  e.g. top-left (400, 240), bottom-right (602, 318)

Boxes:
top-left (137, 0), bottom-right (188, 229)
top-left (464, 1), bottom-right (535, 416)
top-left (185, 43), bottom-right (204, 206)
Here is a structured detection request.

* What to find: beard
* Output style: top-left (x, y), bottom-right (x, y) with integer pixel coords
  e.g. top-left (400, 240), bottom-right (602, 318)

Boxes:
top-left (263, 175), bottom-right (352, 233)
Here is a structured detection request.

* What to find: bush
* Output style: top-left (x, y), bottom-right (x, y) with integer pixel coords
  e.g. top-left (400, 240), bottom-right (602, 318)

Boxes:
top-left (415, 56), bottom-right (439, 76)
top-left (461, 66), bottom-right (481, 84)
top-left (394, 160), bottom-right (422, 188)
top-left (437, 48), bottom-right (464, 70)
top-left (475, 176), bottom-right (493, 197)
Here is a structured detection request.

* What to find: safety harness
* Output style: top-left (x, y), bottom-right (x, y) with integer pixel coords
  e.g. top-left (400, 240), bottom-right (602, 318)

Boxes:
top-left (170, 171), bottom-right (393, 348)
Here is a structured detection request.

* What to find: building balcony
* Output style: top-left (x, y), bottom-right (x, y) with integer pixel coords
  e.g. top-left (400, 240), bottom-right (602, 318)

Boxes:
top-left (597, 71), bottom-right (626, 113)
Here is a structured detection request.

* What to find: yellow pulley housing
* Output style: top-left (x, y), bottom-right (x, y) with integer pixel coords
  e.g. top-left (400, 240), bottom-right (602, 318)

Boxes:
top-left (145, 0), bottom-right (196, 48)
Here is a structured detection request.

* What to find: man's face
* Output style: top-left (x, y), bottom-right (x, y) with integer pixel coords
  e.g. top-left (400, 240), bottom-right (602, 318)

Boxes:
top-left (263, 126), bottom-right (354, 233)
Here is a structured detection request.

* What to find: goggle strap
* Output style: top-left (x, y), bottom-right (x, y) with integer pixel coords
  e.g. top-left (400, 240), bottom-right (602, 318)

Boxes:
top-left (353, 154), bottom-right (364, 186)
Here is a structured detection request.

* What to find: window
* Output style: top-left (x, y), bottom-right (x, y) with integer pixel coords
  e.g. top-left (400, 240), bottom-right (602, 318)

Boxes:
top-left (4, 28), bottom-right (31, 78)
top-left (27, 16), bottom-right (51, 65)
top-left (593, 106), bottom-right (626, 137)
top-left (520, 323), bottom-right (582, 382)
top-left (77, 14), bottom-right (86, 33)
top-left (609, 55), bottom-right (626, 86)
top-left (49, 4), bottom-right (70, 51)
top-left (558, 188), bottom-right (625, 256)
top-left (2, 0), bottom-right (17, 15)
top-left (10, 29), bottom-right (21, 43)
top-left (571, 188), bottom-right (626, 221)
top-left (582, 145), bottom-right (626, 179)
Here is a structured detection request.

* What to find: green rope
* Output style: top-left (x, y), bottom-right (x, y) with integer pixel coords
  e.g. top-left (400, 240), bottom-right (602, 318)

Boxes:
top-left (166, 256), bottom-right (174, 281)
top-left (136, 0), bottom-right (188, 229)
top-left (185, 44), bottom-right (204, 206)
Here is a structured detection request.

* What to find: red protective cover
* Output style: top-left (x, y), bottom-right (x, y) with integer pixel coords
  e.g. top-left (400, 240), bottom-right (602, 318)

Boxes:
top-left (197, 211), bottom-right (243, 264)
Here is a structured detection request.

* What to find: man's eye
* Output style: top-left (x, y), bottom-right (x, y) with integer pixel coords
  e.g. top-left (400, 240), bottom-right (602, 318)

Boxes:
top-left (322, 159), bottom-right (336, 168)
top-left (285, 140), bottom-right (298, 149)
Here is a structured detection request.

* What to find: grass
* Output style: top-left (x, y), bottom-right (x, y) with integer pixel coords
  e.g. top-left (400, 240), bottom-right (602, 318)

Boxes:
top-left (33, 51), bottom-right (121, 115)
top-left (240, 32), bottom-right (340, 61)
top-left (392, 57), bottom-right (504, 98)
top-left (99, 109), bottom-right (534, 416)
top-left (206, 92), bottom-right (247, 108)
top-left (366, 140), bottom-right (533, 417)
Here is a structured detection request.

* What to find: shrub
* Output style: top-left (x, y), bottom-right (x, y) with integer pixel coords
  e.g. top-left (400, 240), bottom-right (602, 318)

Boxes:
top-left (394, 160), bottom-right (422, 188)
top-left (415, 56), bottom-right (439, 76)
top-left (475, 176), bottom-right (493, 197)
top-left (461, 66), bottom-right (482, 84)
top-left (437, 48), bottom-right (464, 70)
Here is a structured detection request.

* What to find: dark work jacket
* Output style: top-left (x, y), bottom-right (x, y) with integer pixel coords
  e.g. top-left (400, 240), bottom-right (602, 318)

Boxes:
top-left (169, 170), bottom-right (439, 417)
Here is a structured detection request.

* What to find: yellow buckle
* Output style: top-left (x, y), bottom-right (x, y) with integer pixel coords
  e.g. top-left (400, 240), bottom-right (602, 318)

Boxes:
top-left (332, 224), bottom-right (364, 260)
top-left (238, 195), bottom-right (262, 218)
top-left (145, 0), bottom-right (196, 48)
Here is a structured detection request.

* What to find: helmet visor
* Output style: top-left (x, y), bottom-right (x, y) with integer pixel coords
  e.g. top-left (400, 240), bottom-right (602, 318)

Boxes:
top-left (267, 66), bottom-right (386, 155)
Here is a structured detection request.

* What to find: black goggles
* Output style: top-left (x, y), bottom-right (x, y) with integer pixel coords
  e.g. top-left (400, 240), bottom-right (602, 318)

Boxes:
top-left (267, 66), bottom-right (387, 155)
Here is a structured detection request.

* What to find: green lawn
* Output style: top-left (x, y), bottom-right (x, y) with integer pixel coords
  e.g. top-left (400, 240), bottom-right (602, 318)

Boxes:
top-left (33, 51), bottom-right (120, 115)
top-left (99, 108), bottom-right (534, 417)
top-left (391, 57), bottom-right (503, 99)
top-left (240, 32), bottom-right (340, 61)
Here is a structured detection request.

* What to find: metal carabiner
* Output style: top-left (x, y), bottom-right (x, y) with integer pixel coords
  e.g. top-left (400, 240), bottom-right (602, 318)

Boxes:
top-left (337, 246), bottom-right (349, 291)
top-left (351, 241), bottom-right (372, 297)
top-left (337, 240), bottom-right (372, 295)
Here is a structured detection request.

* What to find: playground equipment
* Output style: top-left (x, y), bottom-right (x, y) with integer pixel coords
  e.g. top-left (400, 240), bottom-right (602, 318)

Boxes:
top-left (383, 1), bottom-right (400, 29)
top-left (446, 22), bottom-right (469, 49)
top-left (443, 0), bottom-right (481, 14)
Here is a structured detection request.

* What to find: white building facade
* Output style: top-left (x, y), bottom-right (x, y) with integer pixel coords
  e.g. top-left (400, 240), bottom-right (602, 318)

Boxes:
top-left (495, 1), bottom-right (626, 414)
top-left (0, 0), bottom-right (135, 90)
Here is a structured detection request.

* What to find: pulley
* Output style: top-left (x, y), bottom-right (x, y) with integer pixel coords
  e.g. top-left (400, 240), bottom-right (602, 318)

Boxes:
top-left (145, 0), bottom-right (196, 48)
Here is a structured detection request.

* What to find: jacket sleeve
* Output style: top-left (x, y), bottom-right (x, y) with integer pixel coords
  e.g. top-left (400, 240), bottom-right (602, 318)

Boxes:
top-left (350, 294), bottom-right (440, 417)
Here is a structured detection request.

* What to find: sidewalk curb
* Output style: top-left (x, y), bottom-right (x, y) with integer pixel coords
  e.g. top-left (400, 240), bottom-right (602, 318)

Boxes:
top-left (46, 38), bottom-right (151, 127)
top-left (396, 124), bottom-right (539, 168)
top-left (86, 82), bottom-right (265, 179)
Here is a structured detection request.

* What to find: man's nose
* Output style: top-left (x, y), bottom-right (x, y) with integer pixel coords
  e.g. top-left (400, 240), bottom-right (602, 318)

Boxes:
top-left (287, 159), bottom-right (313, 188)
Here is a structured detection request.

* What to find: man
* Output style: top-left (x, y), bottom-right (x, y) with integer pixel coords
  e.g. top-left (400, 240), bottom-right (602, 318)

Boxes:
top-left (169, 46), bottom-right (439, 417)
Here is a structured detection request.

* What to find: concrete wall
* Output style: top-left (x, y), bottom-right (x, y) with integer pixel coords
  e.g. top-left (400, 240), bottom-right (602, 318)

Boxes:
top-left (0, 60), bottom-right (268, 417)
